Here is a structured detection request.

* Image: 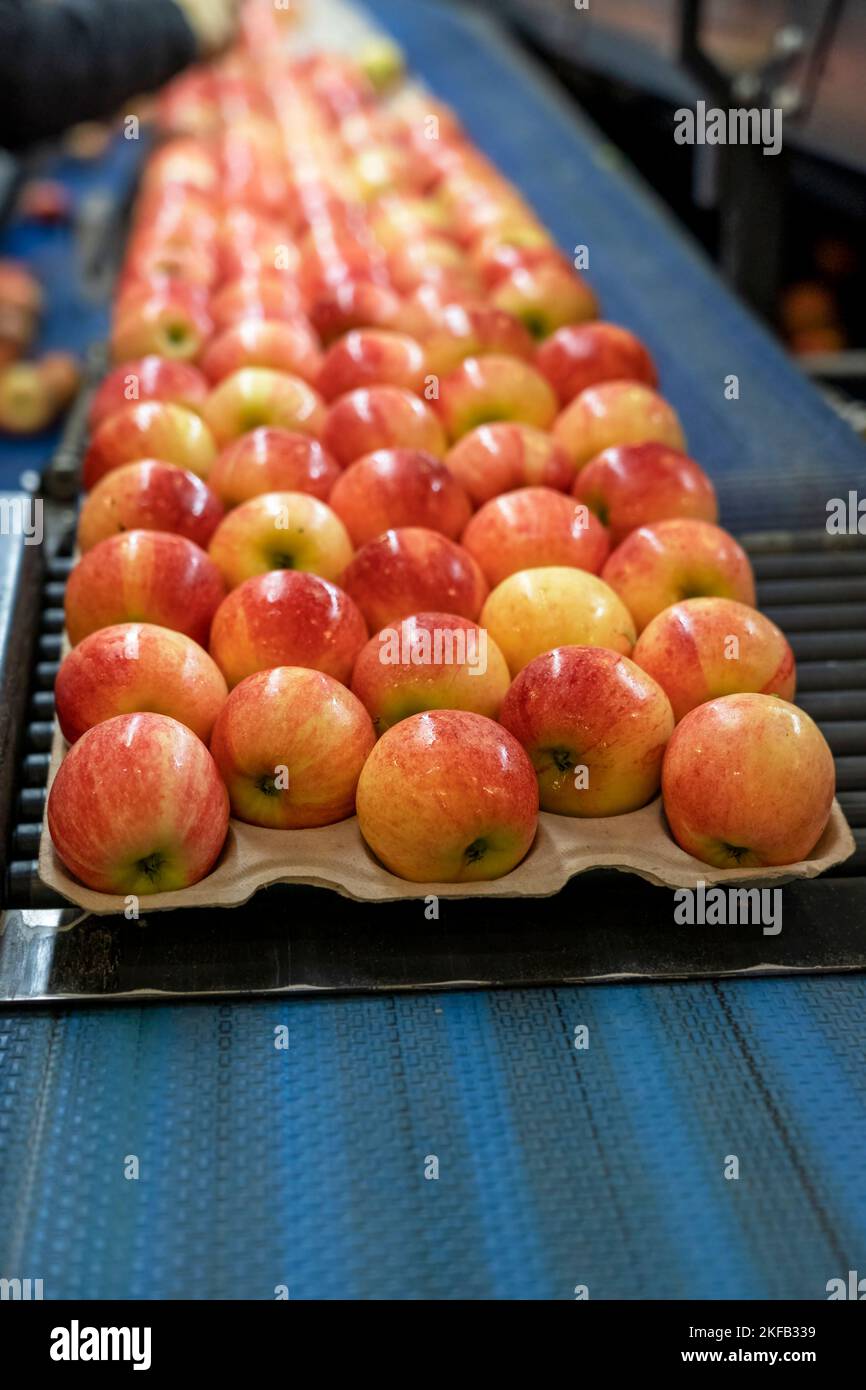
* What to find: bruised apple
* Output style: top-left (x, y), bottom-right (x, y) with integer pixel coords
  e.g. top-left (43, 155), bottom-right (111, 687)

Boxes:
top-left (210, 666), bottom-right (375, 828)
top-left (47, 713), bottom-right (229, 895)
top-left (356, 709), bottom-right (539, 881)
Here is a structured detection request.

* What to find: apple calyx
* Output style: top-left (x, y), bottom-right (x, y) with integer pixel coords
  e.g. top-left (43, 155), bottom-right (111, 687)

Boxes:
top-left (464, 837), bottom-right (488, 863)
top-left (137, 851), bottom-right (166, 882)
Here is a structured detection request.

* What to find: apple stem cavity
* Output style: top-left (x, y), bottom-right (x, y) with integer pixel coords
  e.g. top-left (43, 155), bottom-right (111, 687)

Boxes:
top-left (464, 838), bottom-right (488, 863)
top-left (137, 851), bottom-right (166, 881)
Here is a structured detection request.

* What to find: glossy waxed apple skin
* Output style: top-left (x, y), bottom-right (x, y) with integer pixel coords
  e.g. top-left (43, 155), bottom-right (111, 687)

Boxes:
top-left (206, 490), bottom-right (354, 588)
top-left (210, 666), bottom-right (375, 828)
top-left (573, 442), bottom-right (717, 546)
top-left (356, 709), bottom-right (539, 882)
top-left (500, 646), bottom-right (674, 816)
top-left (444, 421), bottom-right (573, 506)
top-left (89, 356), bottom-right (209, 430)
top-left (435, 354), bottom-right (558, 440)
top-left (83, 401), bottom-right (218, 489)
top-left (632, 598), bottom-right (796, 721)
top-left (601, 518), bottom-right (757, 633)
top-left (553, 380), bottom-right (686, 472)
top-left (47, 713), bottom-right (229, 895)
top-left (489, 262), bottom-right (598, 338)
top-left (200, 318), bottom-right (323, 386)
top-left (328, 448), bottom-right (472, 546)
top-left (422, 303), bottom-right (535, 376)
top-left (316, 328), bottom-right (427, 400)
top-left (322, 385), bottom-right (447, 467)
top-left (481, 565), bottom-right (636, 676)
top-left (202, 367), bottom-right (326, 446)
top-left (55, 623), bottom-right (228, 744)
top-left (661, 693), bottom-right (835, 868)
top-left (535, 322), bottom-right (657, 406)
top-left (208, 569), bottom-right (368, 688)
top-left (64, 530), bottom-right (226, 647)
top-left (208, 428), bottom-right (340, 506)
top-left (77, 460), bottom-right (224, 553)
top-left (461, 486), bottom-right (610, 587)
top-left (351, 611), bottom-right (511, 733)
top-left (340, 526), bottom-right (488, 631)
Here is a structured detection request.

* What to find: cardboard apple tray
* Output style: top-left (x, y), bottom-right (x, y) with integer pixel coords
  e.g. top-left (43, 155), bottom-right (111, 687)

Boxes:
top-left (38, 715), bottom-right (855, 914)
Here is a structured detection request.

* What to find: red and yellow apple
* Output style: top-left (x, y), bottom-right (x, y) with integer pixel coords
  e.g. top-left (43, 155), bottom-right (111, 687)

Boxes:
top-left (602, 518), bottom-right (756, 633)
top-left (208, 569), bottom-right (367, 688)
top-left (490, 262), bottom-right (598, 337)
top-left (77, 460), bottom-right (224, 552)
top-left (200, 317), bottom-right (322, 385)
top-left (322, 385), bottom-right (446, 467)
top-left (500, 645), bottom-right (674, 815)
top-left (480, 565), bottom-right (636, 675)
top-left (553, 381), bottom-right (686, 472)
top-left (307, 278), bottom-right (404, 344)
top-left (421, 302), bottom-right (535, 376)
top-left (662, 693), bottom-right (836, 867)
top-left (328, 447), bottom-right (471, 546)
top-left (536, 322), bottom-right (658, 405)
top-left (435, 354), bottom-right (558, 440)
top-left (47, 712), bottom-right (229, 894)
top-left (65, 530), bottom-right (225, 647)
top-left (340, 526), bottom-right (488, 631)
top-left (83, 401), bottom-right (217, 489)
top-left (202, 367), bottom-right (325, 446)
top-left (444, 421), bottom-right (573, 505)
top-left (207, 427), bottom-right (340, 507)
top-left (110, 289), bottom-right (213, 363)
top-left (209, 273), bottom-right (306, 332)
top-left (55, 622), bottom-right (228, 743)
top-left (356, 709), bottom-right (539, 881)
top-left (207, 490), bottom-right (353, 588)
top-left (316, 328), bottom-right (426, 400)
top-left (574, 442), bottom-right (717, 546)
top-left (461, 486), bottom-right (609, 586)
top-left (209, 666), bottom-right (375, 828)
top-left (351, 611), bottom-right (510, 733)
top-left (632, 597), bottom-right (796, 721)
top-left (89, 356), bottom-right (209, 430)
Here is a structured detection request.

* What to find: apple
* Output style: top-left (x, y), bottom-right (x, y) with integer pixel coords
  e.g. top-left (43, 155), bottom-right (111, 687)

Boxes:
top-left (201, 367), bottom-right (326, 447)
top-left (535, 322), bottom-right (658, 405)
top-left (573, 442), bottom-right (717, 546)
top-left (47, 712), bottom-right (229, 895)
top-left (209, 274), bottom-right (306, 332)
top-left (89, 357), bottom-right (209, 430)
top-left (208, 427), bottom-right (340, 507)
top-left (83, 401), bottom-right (217, 489)
top-left (209, 666), bottom-right (375, 828)
top-left (444, 421), bottom-right (573, 505)
top-left (328, 448), bottom-right (471, 546)
top-left (316, 328), bottom-right (427, 400)
top-left (110, 289), bottom-right (213, 363)
top-left (340, 526), bottom-right (488, 631)
top-left (307, 278), bottom-right (404, 344)
top-left (207, 490), bottom-right (353, 588)
top-left (500, 646), bottom-right (674, 816)
top-left (632, 597), bottom-right (796, 721)
top-left (208, 569), bottom-right (368, 688)
top-left (55, 622), bottom-right (228, 744)
top-left (461, 487), bottom-right (609, 586)
top-left (77, 460), bottom-right (224, 552)
top-left (388, 236), bottom-right (481, 298)
top-left (200, 318), bottom-right (322, 385)
top-left (490, 262), bottom-right (598, 337)
top-left (661, 693), bottom-right (836, 868)
top-left (480, 566), bottom-right (636, 676)
top-left (435, 354), bottom-right (558, 440)
top-left (601, 518), bottom-right (757, 633)
top-left (470, 234), bottom-right (565, 290)
top-left (553, 380), bottom-right (686, 472)
top-left (351, 611), bottom-right (511, 733)
top-left (65, 530), bottom-right (226, 647)
top-left (142, 137), bottom-right (221, 196)
top-left (420, 302), bottom-right (535, 376)
top-left (356, 709), bottom-right (539, 882)
top-left (322, 385), bottom-right (446, 467)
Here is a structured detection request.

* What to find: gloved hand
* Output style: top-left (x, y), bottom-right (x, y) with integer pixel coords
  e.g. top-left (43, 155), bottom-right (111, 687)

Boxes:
top-left (174, 0), bottom-right (241, 57)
